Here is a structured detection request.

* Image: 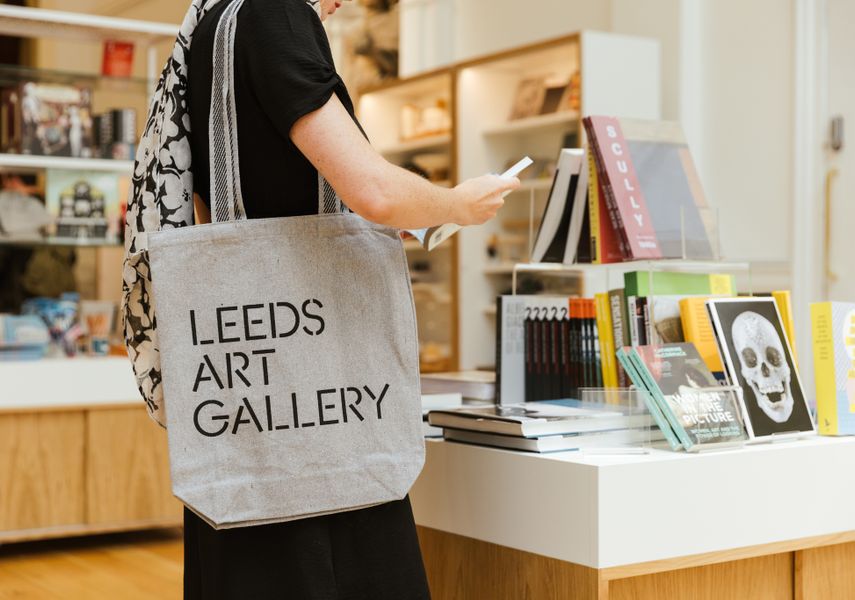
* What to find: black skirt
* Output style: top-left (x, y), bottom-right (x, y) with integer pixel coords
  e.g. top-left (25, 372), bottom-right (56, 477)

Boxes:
top-left (183, 497), bottom-right (431, 600)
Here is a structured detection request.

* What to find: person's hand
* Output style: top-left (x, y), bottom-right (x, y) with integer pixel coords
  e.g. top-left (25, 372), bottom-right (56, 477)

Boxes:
top-left (451, 174), bottom-right (520, 225)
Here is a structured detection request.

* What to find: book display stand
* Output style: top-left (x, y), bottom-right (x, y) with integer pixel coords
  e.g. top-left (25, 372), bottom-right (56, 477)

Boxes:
top-left (576, 387), bottom-right (654, 454)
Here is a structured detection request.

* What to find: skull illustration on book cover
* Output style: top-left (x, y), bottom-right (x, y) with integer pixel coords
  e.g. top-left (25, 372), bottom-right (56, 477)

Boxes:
top-left (731, 311), bottom-right (794, 424)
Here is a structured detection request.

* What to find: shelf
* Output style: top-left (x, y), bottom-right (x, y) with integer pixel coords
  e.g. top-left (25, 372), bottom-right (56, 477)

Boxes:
top-left (508, 179), bottom-right (553, 195)
top-left (483, 111), bottom-right (579, 137)
top-left (378, 133), bottom-right (451, 156)
top-left (0, 154), bottom-right (133, 173)
top-left (511, 260), bottom-right (751, 276)
top-left (0, 63), bottom-right (148, 91)
top-left (483, 263), bottom-right (517, 275)
top-left (0, 5), bottom-right (177, 45)
top-left (0, 235), bottom-right (122, 249)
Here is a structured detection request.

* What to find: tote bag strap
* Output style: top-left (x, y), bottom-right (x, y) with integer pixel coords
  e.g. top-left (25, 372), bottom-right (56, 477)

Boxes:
top-left (210, 0), bottom-right (343, 222)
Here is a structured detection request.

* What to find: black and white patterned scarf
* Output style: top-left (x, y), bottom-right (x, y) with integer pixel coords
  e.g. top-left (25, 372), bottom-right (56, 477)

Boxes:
top-left (123, 0), bottom-right (324, 426)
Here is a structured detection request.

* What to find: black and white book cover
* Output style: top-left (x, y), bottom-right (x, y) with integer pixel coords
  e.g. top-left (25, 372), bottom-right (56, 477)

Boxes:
top-left (707, 298), bottom-right (815, 439)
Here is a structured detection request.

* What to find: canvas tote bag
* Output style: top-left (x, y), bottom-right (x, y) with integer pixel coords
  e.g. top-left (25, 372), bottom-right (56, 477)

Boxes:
top-left (146, 0), bottom-right (424, 529)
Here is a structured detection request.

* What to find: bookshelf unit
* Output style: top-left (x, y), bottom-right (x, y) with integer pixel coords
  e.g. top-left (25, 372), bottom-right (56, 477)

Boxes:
top-left (358, 69), bottom-right (459, 373)
top-left (358, 31), bottom-right (662, 371)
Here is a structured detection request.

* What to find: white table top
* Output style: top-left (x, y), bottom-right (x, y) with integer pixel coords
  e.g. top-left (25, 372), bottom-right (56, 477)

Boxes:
top-left (0, 356), bottom-right (140, 410)
top-left (410, 435), bottom-right (855, 569)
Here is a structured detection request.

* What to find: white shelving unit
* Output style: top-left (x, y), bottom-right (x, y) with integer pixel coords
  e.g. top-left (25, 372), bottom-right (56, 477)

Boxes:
top-left (456, 32), bottom-right (661, 369)
top-left (0, 4), bottom-right (176, 91)
top-left (0, 154), bottom-right (133, 173)
top-left (378, 133), bottom-right (451, 157)
top-left (483, 111), bottom-right (579, 137)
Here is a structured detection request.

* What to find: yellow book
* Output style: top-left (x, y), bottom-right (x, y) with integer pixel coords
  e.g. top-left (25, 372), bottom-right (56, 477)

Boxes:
top-left (587, 150), bottom-right (601, 263)
top-left (772, 290), bottom-right (798, 367)
top-left (595, 293), bottom-right (619, 388)
top-left (811, 302), bottom-right (855, 435)
top-left (679, 297), bottom-right (723, 373)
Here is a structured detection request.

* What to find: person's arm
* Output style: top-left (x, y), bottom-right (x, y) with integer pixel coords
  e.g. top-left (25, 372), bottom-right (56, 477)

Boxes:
top-left (291, 94), bottom-right (519, 229)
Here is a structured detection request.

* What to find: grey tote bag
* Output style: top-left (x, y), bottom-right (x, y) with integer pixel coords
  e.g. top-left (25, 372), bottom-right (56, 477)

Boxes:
top-left (147, 0), bottom-right (424, 529)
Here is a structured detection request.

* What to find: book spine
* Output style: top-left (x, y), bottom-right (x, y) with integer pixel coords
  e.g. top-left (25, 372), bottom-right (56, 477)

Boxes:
top-left (679, 297), bottom-right (724, 373)
top-left (591, 300), bottom-right (603, 388)
top-left (811, 303), bottom-right (838, 435)
top-left (609, 289), bottom-right (630, 387)
top-left (595, 293), bottom-right (618, 388)
top-left (587, 116), bottom-right (661, 259)
top-left (584, 118), bottom-right (632, 259)
top-left (615, 348), bottom-right (682, 450)
top-left (641, 297), bottom-right (650, 345)
top-left (628, 349), bottom-right (694, 450)
top-left (496, 297), bottom-right (503, 404)
top-left (773, 290), bottom-right (798, 367)
top-left (587, 150), bottom-right (601, 263)
top-left (627, 296), bottom-right (640, 347)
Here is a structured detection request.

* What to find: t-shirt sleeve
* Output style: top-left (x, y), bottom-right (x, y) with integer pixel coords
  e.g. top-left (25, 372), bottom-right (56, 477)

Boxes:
top-left (239, 0), bottom-right (341, 139)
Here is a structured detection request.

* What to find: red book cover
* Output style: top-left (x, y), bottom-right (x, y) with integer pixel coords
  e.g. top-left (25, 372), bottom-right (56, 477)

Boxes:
top-left (587, 149), bottom-right (627, 263)
top-left (583, 119), bottom-right (630, 260)
top-left (586, 116), bottom-right (662, 260)
top-left (102, 41), bottom-right (135, 78)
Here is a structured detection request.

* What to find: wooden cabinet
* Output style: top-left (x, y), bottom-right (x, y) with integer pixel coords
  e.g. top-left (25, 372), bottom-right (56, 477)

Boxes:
top-left (86, 409), bottom-right (182, 526)
top-left (0, 412), bottom-right (86, 533)
top-left (0, 406), bottom-right (181, 543)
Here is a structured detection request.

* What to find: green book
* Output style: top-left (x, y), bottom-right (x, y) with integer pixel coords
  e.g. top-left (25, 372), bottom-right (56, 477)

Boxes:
top-left (615, 347), bottom-right (682, 451)
top-left (623, 271), bottom-right (737, 298)
top-left (628, 344), bottom-right (747, 451)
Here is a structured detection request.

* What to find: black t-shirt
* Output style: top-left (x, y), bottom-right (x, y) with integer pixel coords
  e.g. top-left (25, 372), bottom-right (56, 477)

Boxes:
top-left (189, 0), bottom-right (359, 218)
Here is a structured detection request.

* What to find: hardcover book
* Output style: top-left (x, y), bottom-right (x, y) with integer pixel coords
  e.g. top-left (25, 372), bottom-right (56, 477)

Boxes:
top-left (624, 271), bottom-right (735, 298)
top-left (428, 401), bottom-right (654, 438)
top-left (810, 302), bottom-right (855, 435)
top-left (530, 149), bottom-right (587, 264)
top-left (586, 150), bottom-right (624, 263)
top-left (496, 295), bottom-right (571, 404)
top-left (585, 116), bottom-right (716, 260)
top-left (680, 296), bottom-right (725, 373)
top-left (629, 344), bottom-right (747, 451)
top-left (707, 298), bottom-right (815, 439)
top-left (616, 347), bottom-right (682, 450)
top-left (443, 427), bottom-right (662, 453)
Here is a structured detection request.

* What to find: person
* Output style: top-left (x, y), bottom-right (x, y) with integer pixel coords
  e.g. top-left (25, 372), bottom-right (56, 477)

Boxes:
top-left (184, 0), bottom-right (519, 598)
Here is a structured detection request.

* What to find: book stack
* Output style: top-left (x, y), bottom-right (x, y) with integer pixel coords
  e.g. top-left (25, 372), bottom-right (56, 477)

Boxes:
top-left (420, 371), bottom-right (496, 437)
top-left (528, 116), bottom-right (717, 266)
top-left (496, 271), bottom-right (739, 404)
top-left (427, 400), bottom-right (659, 453)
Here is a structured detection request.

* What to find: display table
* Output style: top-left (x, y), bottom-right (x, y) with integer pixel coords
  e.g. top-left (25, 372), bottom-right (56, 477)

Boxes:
top-left (0, 357), bottom-right (181, 543)
top-left (411, 437), bottom-right (855, 599)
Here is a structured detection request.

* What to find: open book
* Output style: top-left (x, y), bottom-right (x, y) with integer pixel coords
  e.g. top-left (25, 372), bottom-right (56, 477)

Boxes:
top-left (406, 156), bottom-right (533, 251)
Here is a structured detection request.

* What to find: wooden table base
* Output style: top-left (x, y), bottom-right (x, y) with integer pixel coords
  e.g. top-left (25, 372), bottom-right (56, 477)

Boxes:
top-left (417, 527), bottom-right (855, 600)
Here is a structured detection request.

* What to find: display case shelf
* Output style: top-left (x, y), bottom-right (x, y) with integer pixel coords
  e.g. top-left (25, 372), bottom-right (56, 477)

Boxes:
top-left (483, 111), bottom-right (579, 137)
top-left (0, 153), bottom-right (133, 173)
top-left (378, 133), bottom-right (451, 157)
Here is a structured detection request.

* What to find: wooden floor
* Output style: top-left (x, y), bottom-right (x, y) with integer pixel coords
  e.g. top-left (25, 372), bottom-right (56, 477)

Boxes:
top-left (0, 529), bottom-right (184, 600)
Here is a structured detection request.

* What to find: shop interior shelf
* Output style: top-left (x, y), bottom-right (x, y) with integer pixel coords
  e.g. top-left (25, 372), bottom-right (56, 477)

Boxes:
top-left (483, 111), bottom-right (579, 137)
top-left (0, 63), bottom-right (149, 90)
top-left (0, 153), bottom-right (134, 173)
top-left (378, 133), bottom-right (451, 157)
top-left (0, 235), bottom-right (122, 248)
top-left (0, 4), bottom-right (176, 44)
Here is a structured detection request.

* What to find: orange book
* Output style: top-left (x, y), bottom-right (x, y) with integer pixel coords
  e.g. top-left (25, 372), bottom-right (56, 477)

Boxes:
top-left (679, 297), bottom-right (723, 373)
